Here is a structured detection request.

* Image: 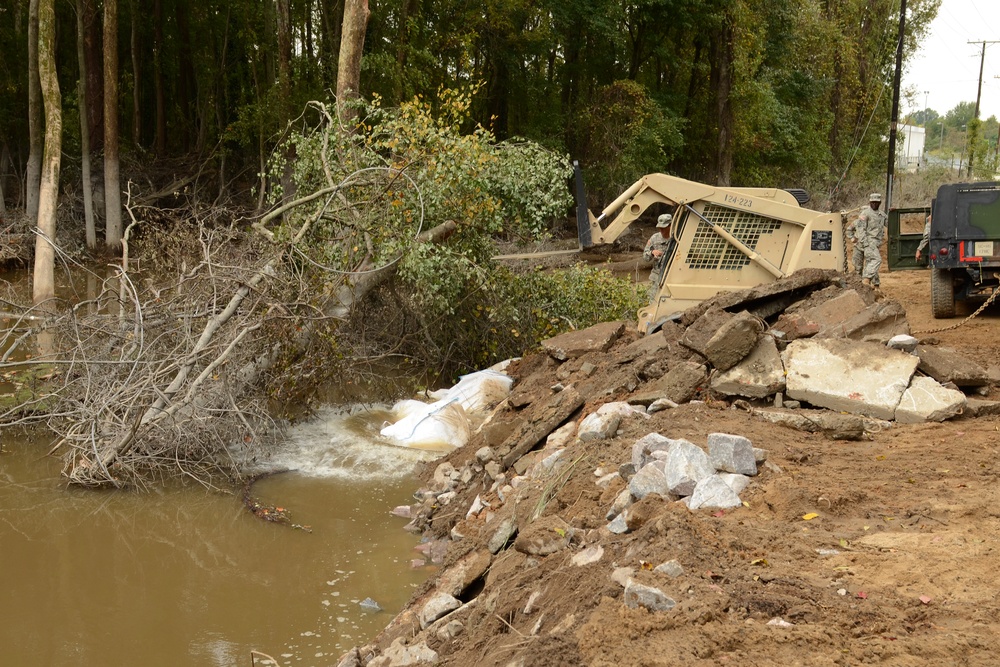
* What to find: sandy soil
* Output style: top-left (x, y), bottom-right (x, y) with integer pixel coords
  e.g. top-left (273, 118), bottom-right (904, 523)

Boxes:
top-left (364, 260), bottom-right (1000, 667)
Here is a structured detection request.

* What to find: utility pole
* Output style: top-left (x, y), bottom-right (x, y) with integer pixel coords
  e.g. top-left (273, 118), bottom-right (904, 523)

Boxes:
top-left (966, 40), bottom-right (1000, 178)
top-left (885, 0), bottom-right (906, 210)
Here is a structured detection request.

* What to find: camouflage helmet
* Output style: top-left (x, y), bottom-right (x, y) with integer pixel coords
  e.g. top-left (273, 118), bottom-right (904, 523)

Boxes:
top-left (868, 193), bottom-right (882, 202)
top-left (656, 214), bottom-right (673, 228)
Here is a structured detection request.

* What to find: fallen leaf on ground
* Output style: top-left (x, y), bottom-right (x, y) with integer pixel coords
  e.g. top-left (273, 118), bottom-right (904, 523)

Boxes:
top-left (919, 595), bottom-right (932, 604)
top-left (857, 591), bottom-right (868, 599)
top-left (802, 513), bottom-right (819, 521)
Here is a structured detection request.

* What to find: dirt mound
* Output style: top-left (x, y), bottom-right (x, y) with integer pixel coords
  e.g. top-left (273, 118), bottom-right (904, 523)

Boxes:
top-left (342, 268), bottom-right (1000, 667)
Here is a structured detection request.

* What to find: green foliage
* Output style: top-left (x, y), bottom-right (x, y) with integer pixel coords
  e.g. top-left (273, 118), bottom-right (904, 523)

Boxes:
top-left (265, 88), bottom-right (574, 325)
top-left (574, 80), bottom-right (685, 201)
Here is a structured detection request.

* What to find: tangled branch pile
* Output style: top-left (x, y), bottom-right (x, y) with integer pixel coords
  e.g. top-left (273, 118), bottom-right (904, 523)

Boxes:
top-left (1, 89), bottom-right (642, 489)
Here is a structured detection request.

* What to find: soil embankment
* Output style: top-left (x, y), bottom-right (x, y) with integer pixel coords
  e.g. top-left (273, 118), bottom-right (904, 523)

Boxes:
top-left (344, 265), bottom-right (1000, 667)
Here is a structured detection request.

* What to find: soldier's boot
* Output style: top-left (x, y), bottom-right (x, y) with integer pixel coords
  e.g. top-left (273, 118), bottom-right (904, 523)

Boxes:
top-left (861, 278), bottom-right (872, 287)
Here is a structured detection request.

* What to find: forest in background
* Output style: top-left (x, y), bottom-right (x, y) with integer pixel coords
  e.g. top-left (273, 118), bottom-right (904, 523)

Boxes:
top-left (0, 0), bottom-right (967, 228)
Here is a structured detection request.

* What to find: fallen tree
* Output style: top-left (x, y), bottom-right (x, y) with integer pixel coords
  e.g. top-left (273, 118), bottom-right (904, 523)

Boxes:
top-left (0, 91), bottom-right (594, 488)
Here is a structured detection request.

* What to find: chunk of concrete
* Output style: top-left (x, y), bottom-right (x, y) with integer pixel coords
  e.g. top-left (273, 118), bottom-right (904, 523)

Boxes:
top-left (542, 321), bottom-right (627, 361)
top-left (606, 487), bottom-right (633, 520)
top-left (703, 310), bottom-right (762, 371)
top-left (915, 345), bottom-right (990, 387)
top-left (681, 308), bottom-right (733, 357)
top-left (887, 335), bottom-right (919, 353)
top-left (632, 361), bottom-right (708, 404)
top-left (662, 439), bottom-right (714, 496)
top-left (572, 544), bottom-right (605, 567)
top-left (369, 638), bottom-right (439, 667)
top-left (813, 299), bottom-right (909, 343)
top-left (624, 581), bottom-right (677, 612)
top-left (750, 408), bottom-right (866, 440)
top-left (654, 560), bottom-right (684, 577)
top-left (964, 397), bottom-right (1000, 418)
top-left (708, 432), bottom-right (758, 475)
top-left (487, 517), bottom-right (517, 554)
top-left (419, 593), bottom-right (462, 629)
top-left (688, 474), bottom-right (743, 510)
top-left (629, 461), bottom-right (671, 500)
top-left (513, 516), bottom-right (572, 556)
top-left (631, 432), bottom-right (672, 468)
top-left (782, 338), bottom-right (918, 419)
top-left (436, 550), bottom-right (492, 598)
top-left (719, 473), bottom-right (752, 495)
top-left (894, 376), bottom-right (967, 423)
top-left (775, 289), bottom-right (868, 341)
top-left (710, 335), bottom-right (785, 398)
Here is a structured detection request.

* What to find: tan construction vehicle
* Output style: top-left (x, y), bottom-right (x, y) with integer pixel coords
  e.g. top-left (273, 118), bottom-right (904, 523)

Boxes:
top-left (573, 163), bottom-right (848, 333)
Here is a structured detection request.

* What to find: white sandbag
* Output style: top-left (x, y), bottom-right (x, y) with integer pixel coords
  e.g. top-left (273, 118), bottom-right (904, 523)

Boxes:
top-left (380, 399), bottom-right (471, 451)
top-left (439, 370), bottom-right (514, 416)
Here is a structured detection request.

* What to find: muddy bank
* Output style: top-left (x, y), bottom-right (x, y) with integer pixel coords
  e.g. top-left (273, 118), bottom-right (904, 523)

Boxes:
top-left (341, 269), bottom-right (1000, 667)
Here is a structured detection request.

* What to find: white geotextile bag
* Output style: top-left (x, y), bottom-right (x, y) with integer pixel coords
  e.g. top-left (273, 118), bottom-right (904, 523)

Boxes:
top-left (380, 398), bottom-right (471, 451)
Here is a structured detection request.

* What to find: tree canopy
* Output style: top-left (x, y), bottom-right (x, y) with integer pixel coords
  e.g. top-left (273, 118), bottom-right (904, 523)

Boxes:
top-left (0, 0), bottom-right (944, 213)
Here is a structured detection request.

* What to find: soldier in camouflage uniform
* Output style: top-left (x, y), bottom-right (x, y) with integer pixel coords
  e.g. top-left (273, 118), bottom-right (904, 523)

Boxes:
top-left (643, 214), bottom-right (676, 300)
top-left (847, 193), bottom-right (887, 286)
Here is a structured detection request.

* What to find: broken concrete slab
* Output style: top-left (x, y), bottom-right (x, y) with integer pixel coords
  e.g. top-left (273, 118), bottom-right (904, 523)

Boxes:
top-left (436, 550), bottom-right (492, 598)
top-left (703, 310), bottom-right (763, 371)
top-left (749, 407), bottom-right (866, 440)
top-left (813, 299), bottom-right (909, 343)
top-left (419, 593), bottom-right (462, 630)
top-left (681, 308), bottom-right (732, 358)
top-left (681, 268), bottom-right (841, 326)
top-left (632, 361), bottom-right (708, 405)
top-left (499, 388), bottom-right (584, 469)
top-left (662, 439), bottom-right (714, 496)
top-left (964, 397), bottom-right (1000, 418)
top-left (514, 516), bottom-right (573, 556)
top-left (915, 345), bottom-right (990, 387)
top-left (782, 338), bottom-right (918, 419)
top-left (707, 433), bottom-right (758, 475)
top-left (894, 376), bottom-right (967, 423)
top-left (888, 334), bottom-right (919, 353)
top-left (541, 321), bottom-right (627, 361)
top-left (710, 335), bottom-right (785, 398)
top-left (774, 289), bottom-right (868, 341)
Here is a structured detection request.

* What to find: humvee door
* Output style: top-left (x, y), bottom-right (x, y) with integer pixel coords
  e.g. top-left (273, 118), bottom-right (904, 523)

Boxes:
top-left (887, 206), bottom-right (931, 271)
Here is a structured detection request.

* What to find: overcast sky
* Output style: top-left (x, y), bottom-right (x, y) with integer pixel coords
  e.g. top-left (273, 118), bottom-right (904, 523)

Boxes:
top-left (902, 0), bottom-right (1000, 120)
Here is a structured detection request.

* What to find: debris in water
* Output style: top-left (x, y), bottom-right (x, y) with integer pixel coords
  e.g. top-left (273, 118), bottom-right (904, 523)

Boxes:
top-left (359, 597), bottom-right (383, 612)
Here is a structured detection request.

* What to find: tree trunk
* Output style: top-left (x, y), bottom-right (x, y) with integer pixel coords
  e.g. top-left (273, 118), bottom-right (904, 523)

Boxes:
top-left (0, 144), bottom-right (7, 217)
top-left (130, 0), bottom-right (140, 148)
top-left (104, 0), bottom-right (122, 250)
top-left (175, 0), bottom-right (195, 151)
top-left (82, 0), bottom-right (104, 150)
top-left (26, 0), bottom-right (42, 223)
top-left (77, 0), bottom-right (97, 249)
top-left (33, 0), bottom-right (61, 307)
top-left (153, 0), bottom-right (165, 154)
top-left (276, 0), bottom-right (292, 102)
top-left (336, 0), bottom-right (370, 123)
top-left (319, 0), bottom-right (343, 90)
top-left (710, 20), bottom-right (734, 186)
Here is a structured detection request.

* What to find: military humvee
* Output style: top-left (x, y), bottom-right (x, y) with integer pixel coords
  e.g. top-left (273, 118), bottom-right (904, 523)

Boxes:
top-left (888, 182), bottom-right (1000, 318)
top-left (574, 163), bottom-right (847, 333)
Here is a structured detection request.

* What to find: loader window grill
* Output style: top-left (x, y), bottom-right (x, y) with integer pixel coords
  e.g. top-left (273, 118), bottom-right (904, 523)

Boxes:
top-left (686, 205), bottom-right (783, 270)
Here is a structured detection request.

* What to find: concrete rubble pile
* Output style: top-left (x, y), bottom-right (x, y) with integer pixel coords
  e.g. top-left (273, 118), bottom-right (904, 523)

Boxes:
top-left (338, 269), bottom-right (999, 667)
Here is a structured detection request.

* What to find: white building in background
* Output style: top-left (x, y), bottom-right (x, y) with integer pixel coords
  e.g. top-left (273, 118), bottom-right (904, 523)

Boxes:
top-left (898, 124), bottom-right (926, 171)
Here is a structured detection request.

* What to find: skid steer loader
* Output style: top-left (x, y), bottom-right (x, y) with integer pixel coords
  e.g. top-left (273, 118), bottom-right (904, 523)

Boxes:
top-left (573, 163), bottom-right (848, 333)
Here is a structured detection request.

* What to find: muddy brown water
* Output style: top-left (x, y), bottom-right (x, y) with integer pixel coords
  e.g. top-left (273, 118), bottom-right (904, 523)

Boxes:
top-left (0, 268), bottom-right (443, 666)
top-left (0, 407), bottom-right (437, 667)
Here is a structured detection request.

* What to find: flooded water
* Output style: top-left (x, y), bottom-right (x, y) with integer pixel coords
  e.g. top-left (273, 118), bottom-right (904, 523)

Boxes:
top-left (0, 406), bottom-right (439, 667)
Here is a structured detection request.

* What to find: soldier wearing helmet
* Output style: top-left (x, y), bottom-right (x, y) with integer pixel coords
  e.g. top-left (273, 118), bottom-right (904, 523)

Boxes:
top-left (643, 213), bottom-right (676, 301)
top-left (847, 193), bottom-right (887, 287)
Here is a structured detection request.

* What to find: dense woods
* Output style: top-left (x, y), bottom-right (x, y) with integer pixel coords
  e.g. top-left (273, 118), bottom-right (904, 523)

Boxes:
top-left (0, 0), bottom-right (948, 223)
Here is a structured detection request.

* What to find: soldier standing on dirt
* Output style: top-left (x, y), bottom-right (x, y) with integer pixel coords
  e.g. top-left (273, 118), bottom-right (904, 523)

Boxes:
top-left (847, 193), bottom-right (887, 287)
top-left (916, 213), bottom-right (931, 261)
top-left (643, 214), bottom-right (675, 301)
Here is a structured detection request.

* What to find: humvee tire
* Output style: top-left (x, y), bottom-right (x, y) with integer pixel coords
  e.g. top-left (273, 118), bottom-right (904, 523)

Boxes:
top-left (931, 267), bottom-right (956, 318)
